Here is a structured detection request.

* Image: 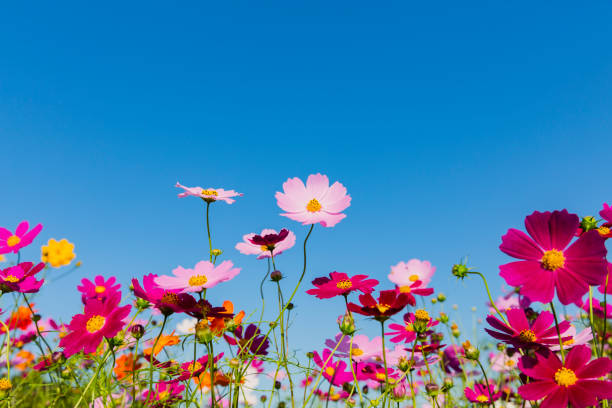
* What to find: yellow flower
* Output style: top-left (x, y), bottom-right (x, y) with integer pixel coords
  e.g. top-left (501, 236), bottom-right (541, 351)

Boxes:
top-left (0, 255), bottom-right (5, 263)
top-left (41, 238), bottom-right (76, 268)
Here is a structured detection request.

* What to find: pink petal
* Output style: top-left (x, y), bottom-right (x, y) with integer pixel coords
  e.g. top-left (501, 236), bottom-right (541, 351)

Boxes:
top-left (576, 357), bottom-right (612, 379)
top-left (519, 381), bottom-right (558, 400)
top-left (500, 229), bottom-right (544, 260)
top-left (305, 173), bottom-right (330, 200)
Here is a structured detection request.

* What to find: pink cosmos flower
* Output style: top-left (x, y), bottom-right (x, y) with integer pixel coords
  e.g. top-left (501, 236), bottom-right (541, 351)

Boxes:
top-left (235, 228), bottom-right (296, 259)
top-left (155, 260), bottom-right (240, 293)
top-left (312, 349), bottom-right (354, 386)
top-left (0, 221), bottom-right (43, 254)
top-left (306, 272), bottom-right (378, 299)
top-left (132, 274), bottom-right (197, 316)
top-left (59, 292), bottom-right (131, 357)
top-left (393, 280), bottom-right (433, 306)
top-left (141, 381), bottom-right (185, 406)
top-left (518, 345), bottom-right (612, 408)
top-left (275, 173), bottom-right (351, 228)
top-left (78, 275), bottom-right (121, 304)
top-left (388, 259), bottom-right (435, 289)
top-left (170, 353), bottom-right (223, 383)
top-left (464, 383), bottom-right (501, 404)
top-left (0, 262), bottom-right (45, 293)
top-left (499, 210), bottom-right (608, 305)
top-left (550, 326), bottom-right (593, 352)
top-left (386, 312), bottom-right (439, 343)
top-left (489, 351), bottom-right (520, 372)
top-left (486, 308), bottom-right (571, 349)
top-left (580, 298), bottom-right (612, 319)
top-left (175, 182), bottom-right (242, 204)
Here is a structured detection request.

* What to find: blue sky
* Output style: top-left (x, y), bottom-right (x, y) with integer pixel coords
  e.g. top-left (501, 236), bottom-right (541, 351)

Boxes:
top-left (1, 2), bottom-right (611, 353)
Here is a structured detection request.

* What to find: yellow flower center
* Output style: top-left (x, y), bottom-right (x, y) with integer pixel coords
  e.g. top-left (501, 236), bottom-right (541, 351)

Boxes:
top-left (4, 275), bottom-right (19, 283)
top-left (306, 198), bottom-right (322, 213)
top-left (336, 279), bottom-right (352, 290)
top-left (189, 362), bottom-right (202, 373)
top-left (94, 286), bottom-right (106, 294)
top-left (158, 391), bottom-right (170, 401)
top-left (0, 378), bottom-right (12, 391)
top-left (409, 274), bottom-right (419, 282)
top-left (376, 304), bottom-right (391, 314)
top-left (351, 348), bottom-right (363, 356)
top-left (201, 189), bottom-right (218, 196)
top-left (554, 367), bottom-right (577, 387)
top-left (598, 226), bottom-right (610, 236)
top-left (518, 329), bottom-right (537, 342)
top-left (85, 315), bottom-right (106, 333)
top-left (161, 292), bottom-right (179, 305)
top-left (505, 360), bottom-right (516, 367)
top-left (399, 285), bottom-right (411, 293)
top-left (325, 366), bottom-right (335, 376)
top-left (541, 249), bottom-right (565, 271)
top-left (6, 235), bottom-right (21, 247)
top-left (562, 338), bottom-right (575, 346)
top-left (375, 372), bottom-right (387, 381)
top-left (476, 395), bottom-right (489, 403)
top-left (188, 275), bottom-right (208, 287)
top-left (260, 245), bottom-right (270, 252)
top-left (414, 309), bottom-right (430, 322)
top-left (405, 323), bottom-right (414, 332)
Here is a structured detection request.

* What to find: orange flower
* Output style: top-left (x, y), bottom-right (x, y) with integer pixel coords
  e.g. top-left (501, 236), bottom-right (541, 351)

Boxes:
top-left (15, 350), bottom-right (35, 370)
top-left (208, 301), bottom-right (245, 336)
top-left (144, 331), bottom-right (180, 356)
top-left (194, 371), bottom-right (231, 389)
top-left (114, 353), bottom-right (141, 380)
top-left (3, 306), bottom-right (33, 332)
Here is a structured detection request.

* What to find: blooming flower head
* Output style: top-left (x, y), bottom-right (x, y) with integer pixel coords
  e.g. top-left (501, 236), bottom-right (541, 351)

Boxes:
top-left (59, 292), bottom-right (131, 357)
top-left (155, 260), bottom-right (240, 293)
top-left (78, 275), bottom-right (121, 304)
top-left (549, 326), bottom-right (593, 351)
top-left (171, 353), bottom-right (223, 383)
top-left (393, 280), bottom-right (434, 306)
top-left (388, 259), bottom-right (435, 289)
top-left (489, 351), bottom-right (520, 372)
top-left (144, 332), bottom-right (180, 356)
top-left (485, 308), bottom-right (571, 349)
top-left (307, 272), bottom-right (379, 299)
top-left (386, 311), bottom-right (439, 343)
top-left (235, 228), bottom-right (296, 259)
top-left (0, 221), bottom-right (42, 254)
top-left (312, 349), bottom-right (354, 386)
top-left (0, 262), bottom-right (45, 293)
top-left (4, 306), bottom-right (33, 332)
top-left (499, 210), bottom-right (608, 305)
top-left (114, 353), bottom-right (141, 381)
top-left (41, 238), bottom-right (76, 268)
top-left (224, 324), bottom-right (269, 356)
top-left (464, 383), bottom-right (501, 404)
top-left (208, 300), bottom-right (245, 336)
top-left (518, 345), bottom-right (612, 408)
top-left (175, 182), bottom-right (242, 204)
top-left (141, 381), bottom-right (185, 407)
top-left (132, 274), bottom-right (197, 316)
top-left (580, 298), bottom-right (612, 319)
top-left (275, 173), bottom-right (351, 227)
top-left (347, 290), bottom-right (410, 321)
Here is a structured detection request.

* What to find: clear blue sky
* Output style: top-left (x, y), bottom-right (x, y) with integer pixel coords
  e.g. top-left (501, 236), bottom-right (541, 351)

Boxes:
top-left (1, 2), bottom-right (611, 352)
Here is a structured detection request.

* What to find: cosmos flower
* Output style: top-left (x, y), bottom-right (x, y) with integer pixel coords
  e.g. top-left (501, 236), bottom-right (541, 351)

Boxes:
top-left (155, 260), bottom-right (240, 293)
top-left (141, 381), bottom-right (185, 407)
top-left (224, 324), bottom-right (269, 356)
top-left (0, 262), bottom-right (45, 293)
top-left (306, 272), bottom-right (379, 299)
top-left (485, 308), bottom-right (571, 349)
top-left (0, 221), bottom-right (43, 254)
top-left (580, 298), bottom-right (612, 319)
top-left (386, 311), bottom-right (439, 343)
top-left (312, 349), bottom-right (354, 386)
top-left (499, 210), bottom-right (607, 305)
top-left (235, 228), bottom-right (296, 259)
top-left (393, 280), bottom-right (433, 306)
top-left (41, 238), bottom-right (76, 268)
top-left (175, 182), bottom-right (242, 204)
top-left (59, 292), bottom-right (131, 357)
top-left (388, 259), bottom-right (435, 289)
top-left (347, 290), bottom-right (410, 321)
top-left (132, 274), bottom-right (197, 316)
top-left (518, 345), bottom-right (612, 408)
top-left (4, 306), bottom-right (33, 331)
top-left (113, 353), bottom-right (141, 381)
top-left (464, 383), bottom-right (501, 404)
top-left (144, 332), bottom-right (180, 356)
top-left (442, 345), bottom-right (465, 374)
top-left (549, 326), bottom-right (593, 352)
top-left (208, 300), bottom-right (245, 336)
top-left (170, 353), bottom-right (223, 383)
top-left (275, 173), bottom-right (351, 228)
top-left (489, 351), bottom-right (520, 372)
top-left (77, 275), bottom-right (121, 304)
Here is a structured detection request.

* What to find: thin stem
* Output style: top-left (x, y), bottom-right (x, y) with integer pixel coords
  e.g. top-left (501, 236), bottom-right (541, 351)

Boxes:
top-left (147, 315), bottom-right (168, 401)
top-left (468, 272), bottom-right (508, 325)
top-left (601, 273), bottom-right (609, 357)
top-left (206, 201), bottom-right (213, 261)
top-left (476, 359), bottom-right (493, 408)
top-left (207, 341), bottom-right (216, 408)
top-left (588, 286), bottom-right (600, 355)
top-left (549, 302), bottom-right (565, 362)
top-left (380, 321), bottom-right (390, 408)
top-left (74, 349), bottom-right (111, 407)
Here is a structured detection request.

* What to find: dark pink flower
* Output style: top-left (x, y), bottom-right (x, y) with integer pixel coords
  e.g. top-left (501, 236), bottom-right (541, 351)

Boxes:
top-left (518, 345), bottom-right (612, 408)
top-left (306, 272), bottom-right (378, 299)
top-left (0, 221), bottom-right (42, 254)
top-left (170, 353), bottom-right (223, 383)
top-left (78, 275), bottom-right (121, 304)
top-left (347, 290), bottom-right (411, 321)
top-left (499, 210), bottom-right (608, 305)
top-left (0, 262), bottom-right (45, 293)
top-left (141, 381), bottom-right (185, 407)
top-left (235, 228), bottom-right (296, 259)
top-left (312, 349), bottom-right (354, 386)
top-left (393, 280), bottom-right (434, 306)
top-left (386, 311), bottom-right (439, 343)
top-left (464, 383), bottom-right (501, 404)
top-left (580, 298), bottom-right (612, 319)
top-left (485, 308), bottom-right (571, 349)
top-left (132, 274), bottom-right (197, 316)
top-left (224, 324), bottom-right (269, 356)
top-left (59, 292), bottom-right (131, 357)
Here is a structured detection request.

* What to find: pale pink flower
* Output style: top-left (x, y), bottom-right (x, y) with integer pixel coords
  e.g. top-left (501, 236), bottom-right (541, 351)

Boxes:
top-left (235, 229), bottom-right (296, 259)
top-left (155, 260), bottom-right (240, 293)
top-left (489, 351), bottom-right (519, 372)
top-left (175, 182), bottom-right (242, 204)
top-left (275, 173), bottom-right (351, 227)
top-left (550, 325), bottom-right (593, 351)
top-left (388, 259), bottom-right (435, 289)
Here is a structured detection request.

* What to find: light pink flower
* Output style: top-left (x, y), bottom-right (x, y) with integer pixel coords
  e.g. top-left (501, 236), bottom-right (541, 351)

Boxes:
top-left (235, 229), bottom-right (296, 259)
top-left (489, 351), bottom-right (519, 372)
top-left (275, 173), bottom-right (351, 227)
top-left (154, 260), bottom-right (240, 293)
top-left (550, 326), bottom-right (593, 351)
top-left (388, 259), bottom-right (435, 289)
top-left (175, 182), bottom-right (242, 204)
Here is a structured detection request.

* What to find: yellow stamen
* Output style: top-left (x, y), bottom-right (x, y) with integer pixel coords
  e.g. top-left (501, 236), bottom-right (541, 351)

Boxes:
top-left (376, 304), bottom-right (390, 314)
top-left (409, 274), bottom-right (419, 282)
top-left (85, 315), bottom-right (106, 333)
top-left (598, 226), bottom-right (610, 236)
top-left (554, 367), bottom-right (577, 386)
top-left (476, 395), bottom-right (489, 403)
top-left (4, 275), bottom-right (19, 283)
top-left (325, 366), bottom-right (335, 376)
top-left (306, 198), bottom-right (322, 213)
top-left (336, 279), bottom-right (352, 290)
top-left (541, 249), bottom-right (565, 271)
top-left (94, 286), bottom-right (106, 294)
top-left (189, 362), bottom-right (202, 373)
top-left (518, 329), bottom-right (536, 342)
top-left (188, 275), bottom-right (208, 287)
top-left (6, 235), bottom-right (20, 247)
top-left (161, 292), bottom-right (179, 305)
top-left (201, 189), bottom-right (218, 196)
top-left (0, 378), bottom-right (12, 391)
top-left (398, 285), bottom-right (411, 293)
top-left (414, 309), bottom-right (430, 322)
top-left (351, 348), bottom-right (363, 356)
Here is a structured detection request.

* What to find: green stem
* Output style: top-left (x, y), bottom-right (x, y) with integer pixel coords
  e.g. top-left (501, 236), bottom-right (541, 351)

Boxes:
top-left (601, 273), bottom-right (609, 357)
top-left (380, 321), bottom-right (390, 408)
top-left (147, 315), bottom-right (168, 401)
top-left (476, 359), bottom-right (493, 408)
top-left (549, 302), bottom-right (565, 362)
top-left (207, 341), bottom-right (216, 408)
top-left (74, 349), bottom-right (111, 407)
top-left (468, 272), bottom-right (508, 325)
top-left (206, 201), bottom-right (213, 261)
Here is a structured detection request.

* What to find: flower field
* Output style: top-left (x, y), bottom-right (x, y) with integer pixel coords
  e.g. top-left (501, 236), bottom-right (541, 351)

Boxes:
top-left (0, 173), bottom-right (610, 408)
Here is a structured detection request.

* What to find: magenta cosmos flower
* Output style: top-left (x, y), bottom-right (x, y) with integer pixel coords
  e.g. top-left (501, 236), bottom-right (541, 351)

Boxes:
top-left (464, 383), bottom-right (501, 404)
top-left (0, 262), bottom-right (45, 293)
top-left (235, 228), bottom-right (296, 259)
top-left (499, 210), bottom-right (608, 305)
top-left (518, 345), bottom-right (612, 408)
top-left (155, 260), bottom-right (240, 293)
top-left (132, 274), bottom-right (197, 316)
top-left (0, 221), bottom-right (43, 254)
top-left (386, 311), bottom-right (439, 343)
top-left (347, 290), bottom-right (410, 321)
top-left (275, 173), bottom-right (351, 228)
top-left (388, 259), bottom-right (435, 289)
top-left (306, 272), bottom-right (378, 299)
top-left (313, 349), bottom-right (354, 386)
top-left (78, 275), bottom-right (121, 304)
top-left (175, 182), bottom-right (242, 204)
top-left (59, 292), bottom-right (131, 357)
top-left (486, 308), bottom-right (570, 349)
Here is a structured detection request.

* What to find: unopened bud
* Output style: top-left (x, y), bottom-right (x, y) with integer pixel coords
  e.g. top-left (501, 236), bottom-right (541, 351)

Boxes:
top-left (210, 249), bottom-right (222, 257)
top-left (129, 324), bottom-right (145, 339)
top-left (338, 313), bottom-right (356, 336)
top-left (438, 312), bottom-right (449, 324)
top-left (425, 383), bottom-right (439, 396)
top-left (270, 270), bottom-right (283, 282)
top-left (286, 302), bottom-right (294, 310)
top-left (136, 298), bottom-right (151, 310)
top-left (451, 263), bottom-right (469, 279)
top-left (32, 314), bottom-right (41, 322)
top-left (580, 216), bottom-right (598, 232)
top-left (442, 377), bottom-right (453, 392)
top-left (398, 356), bottom-right (414, 372)
top-left (437, 293), bottom-right (446, 302)
top-left (195, 320), bottom-right (213, 344)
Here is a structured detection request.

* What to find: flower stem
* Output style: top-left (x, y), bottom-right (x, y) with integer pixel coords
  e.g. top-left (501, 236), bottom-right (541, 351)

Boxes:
top-left (147, 315), bottom-right (168, 401)
top-left (468, 271), bottom-right (508, 325)
top-left (549, 302), bottom-right (565, 362)
top-left (476, 359), bottom-right (494, 408)
top-left (380, 321), bottom-right (390, 408)
top-left (601, 273), bottom-right (609, 357)
top-left (205, 201), bottom-right (213, 261)
top-left (207, 341), bottom-right (216, 407)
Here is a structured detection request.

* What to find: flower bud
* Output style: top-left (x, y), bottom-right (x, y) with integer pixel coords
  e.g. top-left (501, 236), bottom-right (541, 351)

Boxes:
top-left (32, 314), bottom-right (41, 322)
top-left (451, 263), bottom-right (469, 279)
top-left (437, 293), bottom-right (446, 302)
top-left (441, 377), bottom-right (453, 392)
top-left (413, 309), bottom-right (431, 333)
top-left (136, 298), bottom-right (151, 310)
top-left (270, 270), bottom-right (283, 282)
top-left (462, 340), bottom-right (480, 360)
top-left (61, 368), bottom-right (72, 379)
top-left (52, 351), bottom-right (66, 365)
top-left (229, 358), bottom-right (240, 369)
top-left (129, 324), bottom-right (145, 339)
top-left (269, 321), bottom-right (277, 329)
top-left (306, 352), bottom-right (314, 359)
top-left (430, 298), bottom-right (438, 304)
top-left (210, 249), bottom-right (222, 257)
top-left (438, 312), bottom-right (449, 324)
top-left (260, 396), bottom-right (267, 403)
top-left (397, 356), bottom-right (414, 372)
top-left (425, 383), bottom-right (439, 396)
top-left (0, 378), bottom-right (12, 398)
top-left (580, 216), bottom-right (598, 232)
top-left (195, 320), bottom-right (213, 344)
top-left (392, 381), bottom-right (407, 400)
top-left (286, 302), bottom-right (294, 310)
top-left (338, 313), bottom-right (356, 336)
top-left (496, 342), bottom-right (506, 351)
top-left (274, 381), bottom-right (281, 390)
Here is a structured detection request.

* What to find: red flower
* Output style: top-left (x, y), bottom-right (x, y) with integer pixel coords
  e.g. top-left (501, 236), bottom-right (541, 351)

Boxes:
top-left (347, 290), bottom-right (410, 321)
top-left (132, 274), bottom-right (196, 316)
top-left (247, 228), bottom-right (290, 251)
top-left (306, 272), bottom-right (378, 299)
top-left (393, 280), bottom-right (433, 306)
top-left (518, 345), bottom-right (612, 408)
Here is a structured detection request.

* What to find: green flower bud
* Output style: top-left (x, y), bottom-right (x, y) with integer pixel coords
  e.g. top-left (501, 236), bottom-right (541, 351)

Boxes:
top-left (580, 216), bottom-right (598, 232)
